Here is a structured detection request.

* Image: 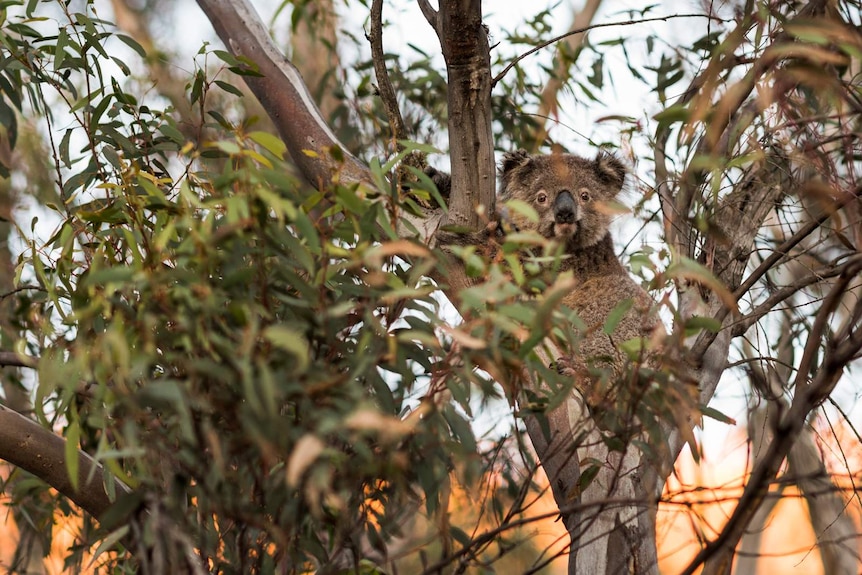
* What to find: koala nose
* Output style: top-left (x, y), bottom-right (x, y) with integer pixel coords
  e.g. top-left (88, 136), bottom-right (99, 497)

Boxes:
top-left (554, 190), bottom-right (576, 224)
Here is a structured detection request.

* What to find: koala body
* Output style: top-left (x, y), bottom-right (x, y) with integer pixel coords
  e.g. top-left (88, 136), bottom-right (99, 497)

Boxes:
top-left (430, 150), bottom-right (660, 393)
top-left (497, 150), bottom-right (660, 380)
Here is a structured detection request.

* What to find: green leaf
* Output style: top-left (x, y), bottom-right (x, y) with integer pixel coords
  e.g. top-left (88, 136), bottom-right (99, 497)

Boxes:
top-left (54, 26), bottom-right (69, 71)
top-left (502, 199), bottom-right (538, 224)
top-left (577, 463), bottom-right (601, 493)
top-left (59, 128), bottom-right (73, 168)
top-left (249, 131), bottom-right (287, 159)
top-left (215, 80), bottom-right (244, 97)
top-left (701, 406), bottom-right (737, 425)
top-left (619, 337), bottom-right (648, 360)
top-left (263, 326), bottom-right (310, 373)
top-left (65, 417), bottom-right (80, 491)
top-left (98, 492), bottom-right (144, 532)
top-left (160, 122), bottom-right (185, 144)
top-left (451, 526), bottom-right (472, 547)
top-left (83, 266), bottom-right (135, 287)
top-left (667, 256), bottom-right (737, 312)
top-left (653, 104), bottom-right (689, 125)
top-left (684, 315), bottom-right (722, 334)
top-left (88, 526), bottom-right (130, 568)
top-left (443, 406), bottom-right (476, 451)
top-left (117, 34), bottom-right (146, 58)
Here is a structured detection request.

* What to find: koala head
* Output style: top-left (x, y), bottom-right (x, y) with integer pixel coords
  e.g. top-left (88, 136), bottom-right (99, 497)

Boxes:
top-left (498, 150), bottom-right (626, 249)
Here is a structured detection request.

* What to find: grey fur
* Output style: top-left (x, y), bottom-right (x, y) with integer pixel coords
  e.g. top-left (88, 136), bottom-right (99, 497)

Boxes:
top-left (497, 150), bottom-right (661, 409)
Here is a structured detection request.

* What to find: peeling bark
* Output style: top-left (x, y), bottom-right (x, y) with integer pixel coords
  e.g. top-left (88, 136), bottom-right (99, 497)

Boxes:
top-left (789, 429), bottom-right (860, 575)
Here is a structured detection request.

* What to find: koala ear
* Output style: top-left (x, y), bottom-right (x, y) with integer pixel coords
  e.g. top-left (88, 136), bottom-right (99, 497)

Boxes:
top-left (499, 149), bottom-right (532, 177)
top-left (593, 152), bottom-right (626, 190)
top-left (499, 150), bottom-right (532, 197)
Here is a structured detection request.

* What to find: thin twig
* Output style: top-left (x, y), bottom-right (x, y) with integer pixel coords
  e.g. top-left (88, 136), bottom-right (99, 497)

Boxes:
top-left (492, 13), bottom-right (730, 87)
top-left (0, 285), bottom-right (45, 301)
top-left (682, 257), bottom-right (862, 575)
top-left (731, 255), bottom-right (860, 336)
top-left (370, 0), bottom-right (407, 151)
top-left (417, 0), bottom-right (437, 33)
top-left (0, 351), bottom-right (38, 369)
top-left (736, 187), bottom-right (862, 305)
top-left (692, 184), bottom-right (862, 358)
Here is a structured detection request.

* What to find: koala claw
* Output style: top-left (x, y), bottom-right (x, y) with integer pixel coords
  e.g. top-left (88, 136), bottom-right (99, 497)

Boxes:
top-left (553, 357), bottom-right (579, 378)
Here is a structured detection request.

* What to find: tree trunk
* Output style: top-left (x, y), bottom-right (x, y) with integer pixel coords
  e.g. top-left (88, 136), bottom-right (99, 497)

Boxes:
top-left (436, 0), bottom-right (496, 229)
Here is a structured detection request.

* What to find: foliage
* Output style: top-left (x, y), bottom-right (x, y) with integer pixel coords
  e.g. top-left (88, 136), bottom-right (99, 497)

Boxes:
top-left (0, 3), bottom-right (597, 571)
top-left (0, 0), bottom-right (861, 574)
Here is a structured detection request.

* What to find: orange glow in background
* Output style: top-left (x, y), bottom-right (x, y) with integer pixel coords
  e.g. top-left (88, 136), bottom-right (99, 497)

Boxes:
top-left (1, 421), bottom-right (860, 574)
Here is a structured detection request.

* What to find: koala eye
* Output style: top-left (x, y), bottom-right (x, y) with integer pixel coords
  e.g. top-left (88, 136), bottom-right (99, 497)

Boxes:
top-left (536, 191), bottom-right (548, 204)
top-left (580, 190), bottom-right (591, 202)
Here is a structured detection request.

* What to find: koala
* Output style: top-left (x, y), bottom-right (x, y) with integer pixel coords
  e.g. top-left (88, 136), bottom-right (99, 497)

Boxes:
top-left (498, 151), bottom-right (661, 393)
top-left (432, 150), bottom-right (662, 413)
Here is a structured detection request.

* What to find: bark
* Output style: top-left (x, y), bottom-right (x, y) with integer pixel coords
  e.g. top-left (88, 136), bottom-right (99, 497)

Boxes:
top-left (736, 381), bottom-right (786, 574)
top-left (428, 0), bottom-right (496, 229)
top-left (2, 2), bottom-right (855, 573)
top-left (189, 3), bottom-right (767, 574)
top-left (0, 351), bottom-right (38, 369)
top-left (195, 0), bottom-right (370, 189)
top-left (370, 0), bottom-right (406, 147)
top-left (0, 404), bottom-right (130, 519)
top-left (789, 428), bottom-right (860, 575)
top-left (289, 0), bottom-right (341, 121)
top-left (558, 150), bottom-right (793, 575)
top-left (688, 256), bottom-right (862, 574)
top-left (0, 138), bottom-right (47, 574)
top-left (738, 238), bottom-right (860, 575)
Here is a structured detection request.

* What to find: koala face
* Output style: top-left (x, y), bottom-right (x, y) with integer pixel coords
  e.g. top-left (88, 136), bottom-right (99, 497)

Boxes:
top-left (498, 150), bottom-right (626, 248)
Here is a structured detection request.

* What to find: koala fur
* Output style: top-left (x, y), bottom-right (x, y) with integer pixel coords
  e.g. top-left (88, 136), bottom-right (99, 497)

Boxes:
top-left (497, 150), bottom-right (660, 390)
top-left (432, 150), bottom-right (661, 409)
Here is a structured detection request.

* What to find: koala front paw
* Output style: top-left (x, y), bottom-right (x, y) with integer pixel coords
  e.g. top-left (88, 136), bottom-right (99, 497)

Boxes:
top-left (435, 219), bottom-right (503, 247)
top-left (553, 356), bottom-right (579, 378)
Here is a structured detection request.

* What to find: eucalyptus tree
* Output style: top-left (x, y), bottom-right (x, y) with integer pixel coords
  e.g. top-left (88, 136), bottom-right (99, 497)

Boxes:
top-left (0, 1), bottom-right (860, 574)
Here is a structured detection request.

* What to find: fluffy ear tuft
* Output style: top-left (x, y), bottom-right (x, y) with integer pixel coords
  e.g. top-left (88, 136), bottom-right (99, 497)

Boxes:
top-left (499, 149), bottom-right (532, 177)
top-left (593, 152), bottom-right (626, 190)
top-left (499, 149), bottom-right (532, 197)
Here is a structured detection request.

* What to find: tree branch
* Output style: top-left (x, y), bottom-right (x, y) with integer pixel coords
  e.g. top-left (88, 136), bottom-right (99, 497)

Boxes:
top-left (684, 256), bottom-right (862, 574)
top-left (370, 0), bottom-right (407, 148)
top-left (788, 426), bottom-right (860, 575)
top-left (735, 185), bottom-right (862, 311)
top-left (693, 184), bottom-right (862, 358)
top-left (0, 351), bottom-right (37, 369)
top-left (437, 0), bottom-right (495, 229)
top-left (0, 405), bottom-right (131, 519)
top-left (417, 0), bottom-right (438, 31)
top-left (731, 256), bottom-right (857, 337)
top-left (195, 0), bottom-right (371, 188)
top-left (492, 13), bottom-right (729, 87)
